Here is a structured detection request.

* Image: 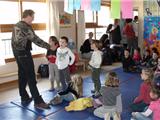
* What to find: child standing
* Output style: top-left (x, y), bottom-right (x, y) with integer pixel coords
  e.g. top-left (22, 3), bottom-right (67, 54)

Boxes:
top-left (93, 72), bottom-right (122, 120)
top-left (131, 82), bottom-right (160, 120)
top-left (130, 68), bottom-right (153, 112)
top-left (46, 36), bottom-right (60, 90)
top-left (89, 40), bottom-right (102, 98)
top-left (56, 36), bottom-right (75, 91)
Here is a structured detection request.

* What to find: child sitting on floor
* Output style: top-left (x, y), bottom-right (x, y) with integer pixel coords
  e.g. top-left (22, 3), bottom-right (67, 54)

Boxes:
top-left (146, 51), bottom-right (159, 70)
top-left (49, 74), bottom-right (83, 105)
top-left (131, 80), bottom-right (160, 120)
top-left (141, 49), bottom-right (151, 66)
top-left (154, 57), bottom-right (160, 77)
top-left (93, 72), bottom-right (122, 120)
top-left (133, 48), bottom-right (141, 65)
top-left (130, 68), bottom-right (153, 112)
top-left (122, 49), bottom-right (136, 72)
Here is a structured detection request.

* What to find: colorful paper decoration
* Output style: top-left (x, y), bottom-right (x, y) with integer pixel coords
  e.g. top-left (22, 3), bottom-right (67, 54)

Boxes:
top-left (111, 0), bottom-right (121, 19)
top-left (121, 0), bottom-right (133, 19)
top-left (91, 0), bottom-right (101, 11)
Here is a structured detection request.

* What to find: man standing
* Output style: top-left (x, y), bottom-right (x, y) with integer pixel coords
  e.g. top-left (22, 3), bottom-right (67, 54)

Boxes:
top-left (11, 9), bottom-right (50, 109)
top-left (133, 16), bottom-right (138, 48)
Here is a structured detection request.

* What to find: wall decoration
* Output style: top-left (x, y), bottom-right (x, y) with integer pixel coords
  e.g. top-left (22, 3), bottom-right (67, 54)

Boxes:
top-left (144, 17), bottom-right (160, 52)
top-left (59, 13), bottom-right (72, 27)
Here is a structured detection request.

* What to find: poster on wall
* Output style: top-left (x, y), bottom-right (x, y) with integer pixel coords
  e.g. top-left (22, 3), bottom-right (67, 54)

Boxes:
top-left (144, 17), bottom-right (160, 52)
top-left (59, 12), bottom-right (72, 27)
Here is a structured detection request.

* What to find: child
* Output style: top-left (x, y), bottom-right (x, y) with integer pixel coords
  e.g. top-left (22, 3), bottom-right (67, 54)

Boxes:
top-left (154, 57), bottom-right (160, 76)
top-left (131, 81), bottom-right (160, 120)
top-left (141, 49), bottom-right (151, 66)
top-left (49, 74), bottom-right (83, 105)
top-left (130, 68), bottom-right (153, 112)
top-left (122, 49), bottom-right (135, 72)
top-left (89, 40), bottom-right (102, 98)
top-left (146, 51), bottom-right (158, 70)
top-left (93, 72), bottom-right (122, 120)
top-left (56, 36), bottom-right (75, 91)
top-left (46, 36), bottom-right (60, 90)
top-left (133, 48), bottom-right (141, 65)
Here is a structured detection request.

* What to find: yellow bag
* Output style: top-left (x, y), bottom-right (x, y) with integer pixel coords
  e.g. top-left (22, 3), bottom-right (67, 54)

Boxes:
top-left (65, 97), bottom-right (93, 111)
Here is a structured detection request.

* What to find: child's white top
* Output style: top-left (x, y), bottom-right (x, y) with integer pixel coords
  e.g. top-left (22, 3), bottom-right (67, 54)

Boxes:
top-left (89, 50), bottom-right (102, 68)
top-left (56, 47), bottom-right (75, 70)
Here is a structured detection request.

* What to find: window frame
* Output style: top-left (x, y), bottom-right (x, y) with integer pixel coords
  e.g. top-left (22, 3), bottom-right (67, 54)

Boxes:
top-left (85, 3), bottom-right (111, 40)
top-left (0, 0), bottom-right (46, 62)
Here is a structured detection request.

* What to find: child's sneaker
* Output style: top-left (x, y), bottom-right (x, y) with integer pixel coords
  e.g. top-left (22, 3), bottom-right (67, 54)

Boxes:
top-left (49, 95), bottom-right (62, 105)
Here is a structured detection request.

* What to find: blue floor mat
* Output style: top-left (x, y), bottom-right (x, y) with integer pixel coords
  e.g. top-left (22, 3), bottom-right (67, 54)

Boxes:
top-left (46, 108), bottom-right (103, 120)
top-left (10, 90), bottom-right (68, 117)
top-left (1, 67), bottom-right (142, 120)
top-left (0, 103), bottom-right (43, 120)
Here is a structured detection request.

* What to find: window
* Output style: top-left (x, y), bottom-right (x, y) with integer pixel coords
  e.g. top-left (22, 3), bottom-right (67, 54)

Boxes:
top-left (84, 5), bottom-right (113, 40)
top-left (0, 1), bottom-right (20, 24)
top-left (0, 0), bottom-right (47, 59)
top-left (22, 2), bottom-right (47, 23)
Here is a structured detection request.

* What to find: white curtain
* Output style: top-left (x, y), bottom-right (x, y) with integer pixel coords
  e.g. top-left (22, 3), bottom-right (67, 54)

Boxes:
top-left (46, 0), bottom-right (60, 38)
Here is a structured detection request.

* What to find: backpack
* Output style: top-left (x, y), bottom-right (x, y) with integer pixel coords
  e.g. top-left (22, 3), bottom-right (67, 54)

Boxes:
top-left (37, 64), bottom-right (49, 78)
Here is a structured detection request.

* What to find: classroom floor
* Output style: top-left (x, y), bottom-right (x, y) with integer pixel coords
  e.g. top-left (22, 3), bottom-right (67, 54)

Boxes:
top-left (0, 62), bottom-right (142, 120)
top-left (0, 62), bottom-right (121, 104)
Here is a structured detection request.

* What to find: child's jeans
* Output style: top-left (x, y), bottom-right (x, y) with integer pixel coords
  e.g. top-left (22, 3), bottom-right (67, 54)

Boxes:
top-left (131, 112), bottom-right (152, 120)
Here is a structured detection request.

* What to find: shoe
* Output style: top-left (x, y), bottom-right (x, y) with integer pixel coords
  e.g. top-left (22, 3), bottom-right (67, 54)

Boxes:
top-left (34, 102), bottom-right (50, 110)
top-left (91, 90), bottom-right (95, 94)
top-left (92, 92), bottom-right (101, 98)
top-left (49, 88), bottom-right (55, 92)
top-left (49, 95), bottom-right (62, 105)
top-left (21, 97), bottom-right (32, 104)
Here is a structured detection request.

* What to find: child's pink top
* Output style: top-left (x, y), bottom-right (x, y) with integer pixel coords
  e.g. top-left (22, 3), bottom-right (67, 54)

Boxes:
top-left (134, 82), bottom-right (152, 104)
top-left (149, 99), bottom-right (160, 120)
top-left (133, 53), bottom-right (141, 62)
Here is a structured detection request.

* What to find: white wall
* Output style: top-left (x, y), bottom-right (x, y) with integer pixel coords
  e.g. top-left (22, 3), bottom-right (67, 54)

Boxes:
top-left (0, 57), bottom-right (48, 84)
top-left (133, 0), bottom-right (144, 51)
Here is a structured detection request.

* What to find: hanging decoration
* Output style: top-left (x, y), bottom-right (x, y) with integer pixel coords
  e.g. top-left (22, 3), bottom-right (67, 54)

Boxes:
top-left (64, 0), bottom-right (101, 14)
top-left (121, 0), bottom-right (133, 19)
top-left (111, 0), bottom-right (121, 19)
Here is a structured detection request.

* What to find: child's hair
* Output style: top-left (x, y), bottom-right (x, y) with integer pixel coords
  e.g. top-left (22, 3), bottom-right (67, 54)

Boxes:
top-left (71, 74), bottom-right (83, 97)
top-left (142, 68), bottom-right (154, 83)
top-left (91, 40), bottom-right (102, 50)
top-left (125, 48), bottom-right (130, 53)
top-left (61, 36), bottom-right (69, 43)
top-left (151, 85), bottom-right (160, 98)
top-left (105, 72), bottom-right (119, 87)
top-left (49, 36), bottom-right (59, 45)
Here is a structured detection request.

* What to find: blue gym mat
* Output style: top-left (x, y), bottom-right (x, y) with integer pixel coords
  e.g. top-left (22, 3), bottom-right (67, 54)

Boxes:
top-left (11, 90), bottom-right (68, 117)
top-left (46, 108), bottom-right (103, 120)
top-left (0, 103), bottom-right (43, 120)
top-left (2, 67), bottom-right (142, 120)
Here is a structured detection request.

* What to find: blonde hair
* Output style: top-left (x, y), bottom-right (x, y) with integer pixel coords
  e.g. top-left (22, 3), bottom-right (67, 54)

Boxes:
top-left (105, 72), bottom-right (119, 87)
top-left (142, 68), bottom-right (154, 83)
top-left (71, 74), bottom-right (83, 97)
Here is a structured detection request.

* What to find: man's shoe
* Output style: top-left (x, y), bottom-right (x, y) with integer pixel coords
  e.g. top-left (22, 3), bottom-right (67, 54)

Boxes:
top-left (21, 98), bottom-right (32, 104)
top-left (34, 102), bottom-right (50, 110)
top-left (91, 90), bottom-right (95, 94)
